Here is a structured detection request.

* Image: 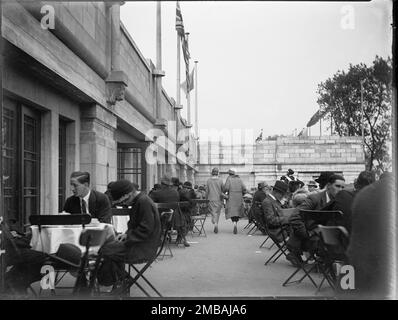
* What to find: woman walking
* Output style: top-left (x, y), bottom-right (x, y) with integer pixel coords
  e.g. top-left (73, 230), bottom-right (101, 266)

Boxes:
top-left (223, 168), bottom-right (247, 234)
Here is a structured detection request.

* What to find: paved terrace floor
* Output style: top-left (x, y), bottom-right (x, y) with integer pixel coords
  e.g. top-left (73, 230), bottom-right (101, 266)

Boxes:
top-left (12, 211), bottom-right (334, 299)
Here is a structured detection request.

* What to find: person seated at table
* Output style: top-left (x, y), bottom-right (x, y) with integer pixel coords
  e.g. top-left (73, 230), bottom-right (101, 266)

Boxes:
top-left (63, 171), bottom-right (112, 223)
top-left (1, 220), bottom-right (47, 295)
top-left (286, 174), bottom-right (345, 266)
top-left (261, 181), bottom-right (290, 243)
top-left (150, 175), bottom-right (189, 247)
top-left (96, 180), bottom-right (161, 287)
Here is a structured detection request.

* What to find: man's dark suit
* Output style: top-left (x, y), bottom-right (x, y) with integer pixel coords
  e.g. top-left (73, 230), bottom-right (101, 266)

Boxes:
top-left (63, 190), bottom-right (112, 223)
top-left (330, 189), bottom-right (356, 233)
top-left (97, 192), bottom-right (161, 286)
top-left (149, 186), bottom-right (183, 228)
top-left (261, 194), bottom-right (288, 243)
top-left (287, 190), bottom-right (332, 255)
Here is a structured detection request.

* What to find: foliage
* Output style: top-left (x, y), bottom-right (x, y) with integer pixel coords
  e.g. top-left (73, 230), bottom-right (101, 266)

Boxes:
top-left (317, 56), bottom-right (392, 172)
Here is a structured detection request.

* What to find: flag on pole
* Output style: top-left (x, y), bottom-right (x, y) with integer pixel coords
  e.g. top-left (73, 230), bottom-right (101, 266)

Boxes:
top-left (181, 69), bottom-right (194, 95)
top-left (306, 108), bottom-right (329, 127)
top-left (175, 1), bottom-right (191, 92)
top-left (176, 1), bottom-right (185, 37)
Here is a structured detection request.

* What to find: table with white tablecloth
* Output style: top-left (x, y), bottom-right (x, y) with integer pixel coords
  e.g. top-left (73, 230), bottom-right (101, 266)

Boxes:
top-left (30, 223), bottom-right (116, 254)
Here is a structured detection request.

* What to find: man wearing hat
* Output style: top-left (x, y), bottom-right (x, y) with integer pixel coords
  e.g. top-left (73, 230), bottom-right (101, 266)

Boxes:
top-left (286, 174), bottom-right (346, 266)
top-left (307, 180), bottom-right (318, 193)
top-left (97, 179), bottom-right (161, 286)
top-left (261, 181), bottom-right (290, 242)
top-left (314, 171), bottom-right (334, 190)
top-left (150, 175), bottom-right (189, 246)
top-left (281, 169), bottom-right (296, 184)
top-left (179, 181), bottom-right (197, 233)
top-left (206, 168), bottom-right (224, 233)
top-left (223, 168), bottom-right (247, 234)
top-left (63, 171), bottom-right (112, 223)
top-left (249, 181), bottom-right (269, 234)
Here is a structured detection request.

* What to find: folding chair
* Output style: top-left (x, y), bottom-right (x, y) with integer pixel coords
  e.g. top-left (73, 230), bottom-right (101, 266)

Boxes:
top-left (263, 222), bottom-right (290, 266)
top-left (158, 209), bottom-right (175, 260)
top-left (73, 228), bottom-right (109, 296)
top-left (113, 210), bottom-right (173, 297)
top-left (28, 214), bottom-right (92, 295)
top-left (190, 199), bottom-right (209, 237)
top-left (156, 202), bottom-right (179, 248)
top-left (282, 210), bottom-right (343, 288)
top-left (111, 208), bottom-right (131, 234)
top-left (316, 225), bottom-right (349, 293)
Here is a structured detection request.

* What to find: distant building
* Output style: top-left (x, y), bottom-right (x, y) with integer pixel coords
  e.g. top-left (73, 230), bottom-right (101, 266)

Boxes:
top-left (195, 136), bottom-right (365, 189)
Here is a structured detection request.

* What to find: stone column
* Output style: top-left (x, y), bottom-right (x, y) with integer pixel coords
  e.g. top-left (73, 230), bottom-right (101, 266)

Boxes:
top-left (40, 111), bottom-right (59, 214)
top-left (80, 105), bottom-right (117, 192)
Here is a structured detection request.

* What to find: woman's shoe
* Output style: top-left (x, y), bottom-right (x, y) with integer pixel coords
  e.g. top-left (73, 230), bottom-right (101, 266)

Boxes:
top-left (214, 225), bottom-right (218, 234)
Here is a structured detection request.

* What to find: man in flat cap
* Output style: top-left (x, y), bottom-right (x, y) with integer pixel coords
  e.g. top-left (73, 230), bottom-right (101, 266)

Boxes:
top-left (97, 179), bottom-right (161, 286)
top-left (63, 171), bottom-right (112, 223)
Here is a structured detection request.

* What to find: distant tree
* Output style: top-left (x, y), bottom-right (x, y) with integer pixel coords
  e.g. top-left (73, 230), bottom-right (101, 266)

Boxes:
top-left (316, 56), bottom-right (392, 172)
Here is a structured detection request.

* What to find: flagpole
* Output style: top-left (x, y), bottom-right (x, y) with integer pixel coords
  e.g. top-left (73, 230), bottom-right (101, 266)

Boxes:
top-left (185, 32), bottom-right (191, 125)
top-left (194, 60), bottom-right (198, 139)
top-left (177, 34), bottom-right (181, 111)
top-left (156, 1), bottom-right (162, 120)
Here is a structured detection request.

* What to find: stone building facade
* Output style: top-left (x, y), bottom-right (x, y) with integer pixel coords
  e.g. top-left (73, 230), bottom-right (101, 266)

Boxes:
top-left (195, 136), bottom-right (365, 189)
top-left (1, 2), bottom-right (196, 229)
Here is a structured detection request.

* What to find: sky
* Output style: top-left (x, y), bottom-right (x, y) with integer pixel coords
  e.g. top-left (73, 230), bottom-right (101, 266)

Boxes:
top-left (120, 0), bottom-right (392, 140)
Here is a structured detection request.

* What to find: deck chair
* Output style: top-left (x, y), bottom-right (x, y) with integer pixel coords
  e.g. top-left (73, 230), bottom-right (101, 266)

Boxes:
top-left (28, 214), bottom-right (91, 295)
top-left (190, 199), bottom-right (209, 237)
top-left (112, 210), bottom-right (173, 297)
top-left (316, 225), bottom-right (349, 293)
top-left (282, 210), bottom-right (343, 288)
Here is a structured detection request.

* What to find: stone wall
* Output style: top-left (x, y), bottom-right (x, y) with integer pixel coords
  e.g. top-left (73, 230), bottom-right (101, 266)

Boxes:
top-left (195, 136), bottom-right (365, 188)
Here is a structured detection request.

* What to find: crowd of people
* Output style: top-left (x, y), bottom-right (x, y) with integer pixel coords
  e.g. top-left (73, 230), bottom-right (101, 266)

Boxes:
top-left (248, 168), bottom-right (394, 298)
top-left (1, 167), bottom-right (394, 298)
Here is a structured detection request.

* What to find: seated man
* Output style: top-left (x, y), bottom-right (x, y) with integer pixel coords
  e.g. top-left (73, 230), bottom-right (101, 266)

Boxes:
top-left (179, 181), bottom-right (197, 232)
top-left (63, 171), bottom-right (112, 223)
top-left (1, 219), bottom-right (47, 295)
top-left (286, 174), bottom-right (345, 266)
top-left (150, 175), bottom-right (188, 246)
top-left (261, 181), bottom-right (290, 243)
top-left (97, 180), bottom-right (161, 287)
top-left (331, 171), bottom-right (375, 234)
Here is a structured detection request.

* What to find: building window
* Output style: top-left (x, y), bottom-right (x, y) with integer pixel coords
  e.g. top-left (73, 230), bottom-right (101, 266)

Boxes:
top-left (59, 120), bottom-right (67, 212)
top-left (117, 143), bottom-right (147, 191)
top-left (2, 97), bottom-right (41, 230)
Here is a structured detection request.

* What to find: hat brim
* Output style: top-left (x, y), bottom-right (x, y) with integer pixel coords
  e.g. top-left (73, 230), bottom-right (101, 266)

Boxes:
top-left (48, 253), bottom-right (81, 269)
top-left (273, 186), bottom-right (287, 194)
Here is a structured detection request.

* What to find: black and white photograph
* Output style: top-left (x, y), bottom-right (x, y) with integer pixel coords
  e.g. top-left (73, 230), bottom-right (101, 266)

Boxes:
top-left (0, 0), bottom-right (396, 304)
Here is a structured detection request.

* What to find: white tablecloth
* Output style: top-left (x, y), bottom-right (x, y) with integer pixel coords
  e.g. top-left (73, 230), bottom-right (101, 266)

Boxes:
top-left (30, 223), bottom-right (115, 254)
